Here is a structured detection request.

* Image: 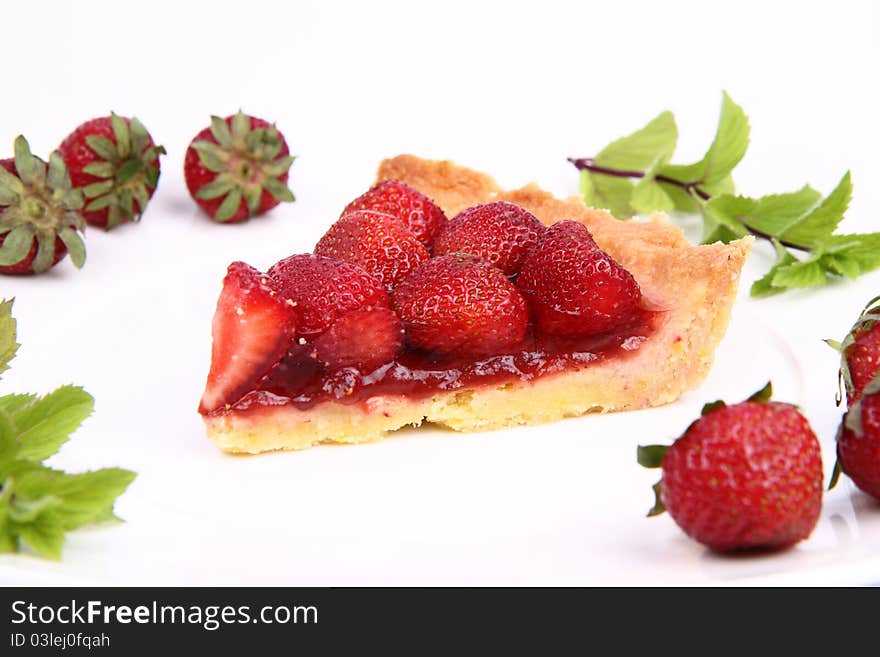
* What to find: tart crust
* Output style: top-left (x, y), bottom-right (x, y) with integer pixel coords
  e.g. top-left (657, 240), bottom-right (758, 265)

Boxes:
top-left (204, 155), bottom-right (752, 453)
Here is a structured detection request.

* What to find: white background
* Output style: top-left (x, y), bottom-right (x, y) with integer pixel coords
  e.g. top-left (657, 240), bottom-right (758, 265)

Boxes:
top-left (1, 0), bottom-right (879, 584)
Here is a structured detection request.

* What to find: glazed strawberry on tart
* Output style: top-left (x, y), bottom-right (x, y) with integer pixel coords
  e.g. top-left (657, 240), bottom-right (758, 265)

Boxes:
top-left (199, 155), bottom-right (752, 454)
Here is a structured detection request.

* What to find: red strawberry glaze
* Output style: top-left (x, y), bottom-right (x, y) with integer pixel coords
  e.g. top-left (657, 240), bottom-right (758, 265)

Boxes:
top-left (204, 309), bottom-right (661, 415)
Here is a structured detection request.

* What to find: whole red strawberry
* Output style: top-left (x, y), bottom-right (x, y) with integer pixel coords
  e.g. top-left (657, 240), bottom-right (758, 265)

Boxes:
top-left (638, 384), bottom-right (823, 552)
top-left (433, 201), bottom-right (545, 275)
top-left (184, 111), bottom-right (294, 223)
top-left (314, 210), bottom-right (429, 287)
top-left (343, 180), bottom-right (447, 249)
top-left (58, 113), bottom-right (165, 230)
top-left (0, 137), bottom-right (86, 275)
top-left (199, 261), bottom-right (298, 413)
top-left (310, 306), bottom-right (404, 371)
top-left (268, 254), bottom-right (389, 338)
top-left (391, 254), bottom-right (528, 358)
top-left (517, 220), bottom-right (642, 337)
top-left (836, 394), bottom-right (880, 500)
top-left (829, 296), bottom-right (880, 498)
top-left (832, 296), bottom-right (880, 404)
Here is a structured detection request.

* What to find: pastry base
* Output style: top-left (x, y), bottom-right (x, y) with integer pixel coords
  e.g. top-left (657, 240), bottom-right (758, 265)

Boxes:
top-left (205, 155), bottom-right (752, 453)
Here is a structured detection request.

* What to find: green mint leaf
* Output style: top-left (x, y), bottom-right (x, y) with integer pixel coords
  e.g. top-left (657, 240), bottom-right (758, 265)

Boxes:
top-left (662, 92), bottom-right (750, 189)
top-left (821, 233), bottom-right (880, 275)
top-left (702, 174), bottom-right (736, 197)
top-left (579, 170), bottom-right (634, 218)
top-left (0, 458), bottom-right (42, 483)
top-left (0, 303), bottom-right (134, 560)
top-left (0, 393), bottom-right (37, 416)
top-left (11, 386), bottom-right (94, 462)
top-left (819, 252), bottom-right (861, 279)
top-left (631, 179), bottom-right (674, 214)
top-left (0, 484), bottom-right (16, 553)
top-left (724, 186), bottom-right (822, 236)
top-left (0, 410), bottom-right (18, 463)
top-left (771, 258), bottom-right (827, 289)
top-left (572, 93), bottom-right (869, 298)
top-left (779, 171), bottom-right (852, 247)
top-left (14, 467), bottom-right (136, 531)
top-left (701, 195), bottom-right (750, 243)
top-left (15, 514), bottom-right (65, 560)
top-left (697, 91), bottom-right (750, 186)
top-left (0, 299), bottom-right (18, 378)
top-left (656, 92), bottom-right (749, 192)
top-left (594, 111), bottom-right (678, 171)
top-left (7, 492), bottom-right (62, 524)
top-left (658, 183), bottom-right (700, 213)
top-left (630, 157), bottom-right (675, 215)
top-left (702, 221), bottom-right (746, 246)
top-left (750, 240), bottom-right (798, 297)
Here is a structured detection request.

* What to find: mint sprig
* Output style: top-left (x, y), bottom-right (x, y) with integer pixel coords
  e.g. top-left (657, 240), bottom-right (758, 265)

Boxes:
top-left (0, 299), bottom-right (135, 559)
top-left (569, 92), bottom-right (880, 297)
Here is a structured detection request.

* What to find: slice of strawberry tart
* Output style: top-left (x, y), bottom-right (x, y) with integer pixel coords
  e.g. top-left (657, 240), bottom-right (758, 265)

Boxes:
top-left (199, 155), bottom-right (751, 453)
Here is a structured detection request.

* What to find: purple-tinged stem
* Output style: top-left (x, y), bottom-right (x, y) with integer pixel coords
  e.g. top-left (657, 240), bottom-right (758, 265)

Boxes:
top-left (568, 157), bottom-right (810, 252)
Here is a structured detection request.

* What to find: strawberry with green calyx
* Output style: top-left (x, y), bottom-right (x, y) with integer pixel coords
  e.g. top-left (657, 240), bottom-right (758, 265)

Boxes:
top-left (827, 295), bottom-right (880, 498)
top-left (184, 111), bottom-right (295, 223)
top-left (827, 295), bottom-right (880, 406)
top-left (835, 392), bottom-right (880, 500)
top-left (58, 113), bottom-right (165, 230)
top-left (0, 136), bottom-right (86, 275)
top-left (638, 382), bottom-right (823, 552)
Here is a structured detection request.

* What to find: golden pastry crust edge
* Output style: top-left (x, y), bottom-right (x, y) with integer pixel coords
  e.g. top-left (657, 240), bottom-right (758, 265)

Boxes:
top-left (204, 155), bottom-right (752, 454)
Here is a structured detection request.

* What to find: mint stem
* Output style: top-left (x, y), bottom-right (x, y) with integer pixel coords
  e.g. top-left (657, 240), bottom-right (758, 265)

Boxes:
top-left (567, 157), bottom-right (811, 253)
top-left (568, 157), bottom-right (711, 201)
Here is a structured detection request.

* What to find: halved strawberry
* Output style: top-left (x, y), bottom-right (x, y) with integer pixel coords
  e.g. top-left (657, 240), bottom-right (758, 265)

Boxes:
top-left (311, 306), bottom-right (404, 371)
top-left (199, 261), bottom-right (297, 413)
